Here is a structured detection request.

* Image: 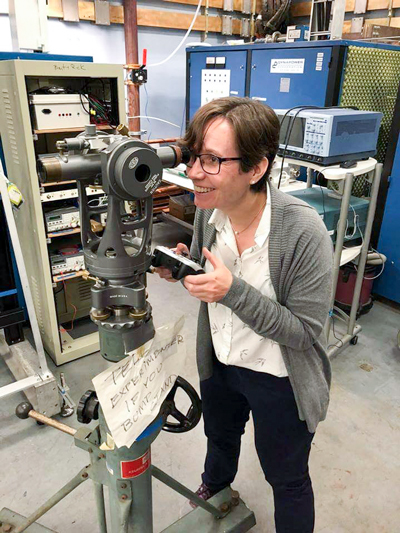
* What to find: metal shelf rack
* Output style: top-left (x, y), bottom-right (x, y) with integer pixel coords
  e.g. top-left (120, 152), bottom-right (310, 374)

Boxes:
top-left (0, 59), bottom-right (126, 365)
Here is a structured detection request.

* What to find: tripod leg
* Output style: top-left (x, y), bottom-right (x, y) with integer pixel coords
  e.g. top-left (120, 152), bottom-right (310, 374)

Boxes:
top-left (13, 466), bottom-right (90, 533)
top-left (152, 466), bottom-right (224, 519)
top-left (94, 481), bottom-right (107, 533)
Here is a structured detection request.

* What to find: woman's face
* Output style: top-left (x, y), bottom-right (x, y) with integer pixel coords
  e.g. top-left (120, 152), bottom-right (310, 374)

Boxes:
top-left (186, 117), bottom-right (265, 213)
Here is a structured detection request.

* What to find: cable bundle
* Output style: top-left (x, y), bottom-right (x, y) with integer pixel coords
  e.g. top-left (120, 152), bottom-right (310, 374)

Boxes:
top-left (79, 92), bottom-right (116, 128)
top-left (255, 0), bottom-right (292, 36)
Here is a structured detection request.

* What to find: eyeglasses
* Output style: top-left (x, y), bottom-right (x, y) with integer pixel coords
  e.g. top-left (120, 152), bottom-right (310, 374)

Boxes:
top-left (186, 153), bottom-right (242, 175)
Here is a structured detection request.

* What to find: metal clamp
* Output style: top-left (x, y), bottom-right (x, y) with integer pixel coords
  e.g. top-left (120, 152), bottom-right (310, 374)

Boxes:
top-left (223, 0), bottom-right (234, 11)
top-left (241, 18), bottom-right (251, 37)
top-left (222, 15), bottom-right (233, 35)
top-left (242, 0), bottom-right (251, 14)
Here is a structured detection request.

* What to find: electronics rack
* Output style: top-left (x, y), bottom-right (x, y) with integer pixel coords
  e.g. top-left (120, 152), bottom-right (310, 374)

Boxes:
top-left (0, 60), bottom-right (126, 365)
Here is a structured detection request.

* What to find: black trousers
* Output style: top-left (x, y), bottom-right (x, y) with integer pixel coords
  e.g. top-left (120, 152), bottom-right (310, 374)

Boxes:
top-left (200, 356), bottom-right (315, 533)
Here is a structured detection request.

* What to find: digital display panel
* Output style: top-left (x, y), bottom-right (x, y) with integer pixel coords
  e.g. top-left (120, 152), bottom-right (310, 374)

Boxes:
top-left (278, 115), bottom-right (306, 149)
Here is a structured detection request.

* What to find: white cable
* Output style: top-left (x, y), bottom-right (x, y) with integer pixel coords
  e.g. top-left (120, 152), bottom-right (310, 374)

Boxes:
top-left (88, 195), bottom-right (108, 208)
top-left (350, 217), bottom-right (385, 281)
top-left (347, 204), bottom-right (358, 239)
top-left (126, 115), bottom-right (181, 129)
top-left (340, 203), bottom-right (358, 241)
top-left (362, 247), bottom-right (386, 280)
top-left (147, 0), bottom-right (204, 67)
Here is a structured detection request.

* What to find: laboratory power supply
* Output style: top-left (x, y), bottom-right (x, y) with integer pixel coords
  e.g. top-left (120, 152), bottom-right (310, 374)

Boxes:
top-left (45, 206), bottom-right (80, 232)
top-left (50, 250), bottom-right (85, 275)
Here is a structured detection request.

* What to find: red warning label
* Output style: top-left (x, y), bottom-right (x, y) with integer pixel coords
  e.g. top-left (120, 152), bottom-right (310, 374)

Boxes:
top-left (120, 450), bottom-right (151, 479)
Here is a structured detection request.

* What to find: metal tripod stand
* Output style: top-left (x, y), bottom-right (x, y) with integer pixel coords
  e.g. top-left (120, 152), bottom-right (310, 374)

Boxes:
top-left (1, 126), bottom-right (256, 533)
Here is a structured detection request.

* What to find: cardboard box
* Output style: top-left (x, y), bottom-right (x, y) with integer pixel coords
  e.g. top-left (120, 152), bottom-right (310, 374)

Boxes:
top-left (169, 194), bottom-right (196, 223)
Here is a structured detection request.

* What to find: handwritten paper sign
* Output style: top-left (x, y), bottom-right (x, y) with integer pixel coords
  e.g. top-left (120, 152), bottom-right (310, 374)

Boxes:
top-left (92, 316), bottom-right (186, 449)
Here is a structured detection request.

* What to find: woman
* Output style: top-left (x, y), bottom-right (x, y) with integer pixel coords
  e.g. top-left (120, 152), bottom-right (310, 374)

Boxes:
top-left (156, 97), bottom-right (333, 533)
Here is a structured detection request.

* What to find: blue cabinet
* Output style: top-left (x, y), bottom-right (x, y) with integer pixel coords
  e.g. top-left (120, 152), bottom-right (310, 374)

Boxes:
top-left (374, 135), bottom-right (400, 303)
top-left (186, 42), bottom-right (347, 119)
top-left (187, 50), bottom-right (248, 120)
top-left (249, 46), bottom-right (333, 108)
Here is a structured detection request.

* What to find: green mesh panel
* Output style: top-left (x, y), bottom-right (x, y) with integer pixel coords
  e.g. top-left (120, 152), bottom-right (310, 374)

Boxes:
top-left (337, 46), bottom-right (400, 196)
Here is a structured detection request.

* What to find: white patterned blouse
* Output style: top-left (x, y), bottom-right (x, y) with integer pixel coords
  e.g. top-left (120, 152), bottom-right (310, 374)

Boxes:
top-left (206, 186), bottom-right (288, 377)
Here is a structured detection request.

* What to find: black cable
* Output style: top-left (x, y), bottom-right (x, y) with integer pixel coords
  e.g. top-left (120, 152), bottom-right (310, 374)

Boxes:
top-left (316, 171), bottom-right (326, 222)
top-left (79, 92), bottom-right (91, 115)
top-left (53, 282), bottom-right (64, 295)
top-left (79, 80), bottom-right (117, 128)
top-left (278, 105), bottom-right (322, 188)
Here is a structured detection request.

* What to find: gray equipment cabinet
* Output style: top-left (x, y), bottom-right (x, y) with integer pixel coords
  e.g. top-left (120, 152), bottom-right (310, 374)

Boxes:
top-left (0, 60), bottom-right (126, 365)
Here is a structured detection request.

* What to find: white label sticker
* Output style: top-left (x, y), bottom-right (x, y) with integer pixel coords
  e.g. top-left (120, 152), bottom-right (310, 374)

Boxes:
top-left (280, 78), bottom-right (291, 93)
top-left (270, 58), bottom-right (305, 74)
top-left (252, 96), bottom-right (267, 101)
top-left (315, 53), bottom-right (324, 71)
top-left (230, 90), bottom-right (239, 95)
top-left (288, 29), bottom-right (301, 39)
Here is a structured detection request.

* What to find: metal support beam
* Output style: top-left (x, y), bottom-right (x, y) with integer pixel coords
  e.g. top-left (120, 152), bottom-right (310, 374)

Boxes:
top-left (347, 164), bottom-right (382, 334)
top-left (324, 172), bottom-right (354, 340)
top-left (0, 375), bottom-right (42, 399)
top-left (152, 465), bottom-right (224, 519)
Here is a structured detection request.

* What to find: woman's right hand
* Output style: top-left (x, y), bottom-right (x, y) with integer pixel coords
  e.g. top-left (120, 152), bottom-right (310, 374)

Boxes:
top-left (154, 243), bottom-right (190, 283)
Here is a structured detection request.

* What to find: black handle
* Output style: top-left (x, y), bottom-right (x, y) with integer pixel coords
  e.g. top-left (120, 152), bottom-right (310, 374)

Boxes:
top-left (162, 376), bottom-right (202, 433)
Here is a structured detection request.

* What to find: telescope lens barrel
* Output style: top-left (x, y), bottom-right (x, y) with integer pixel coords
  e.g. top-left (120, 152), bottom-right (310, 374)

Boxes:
top-left (37, 154), bottom-right (102, 183)
top-left (37, 143), bottom-right (191, 184)
top-left (156, 145), bottom-right (192, 168)
top-left (37, 157), bottom-right (61, 183)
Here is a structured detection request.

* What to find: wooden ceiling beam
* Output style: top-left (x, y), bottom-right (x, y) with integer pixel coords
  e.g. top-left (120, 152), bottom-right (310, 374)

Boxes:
top-left (343, 16), bottom-right (400, 32)
top-left (162, 0), bottom-right (263, 13)
top-left (291, 0), bottom-right (400, 18)
top-left (48, 0), bottom-right (247, 34)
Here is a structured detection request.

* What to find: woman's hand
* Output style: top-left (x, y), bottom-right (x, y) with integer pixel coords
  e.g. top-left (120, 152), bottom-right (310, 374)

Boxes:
top-left (154, 243), bottom-right (190, 283)
top-left (183, 247), bottom-right (233, 303)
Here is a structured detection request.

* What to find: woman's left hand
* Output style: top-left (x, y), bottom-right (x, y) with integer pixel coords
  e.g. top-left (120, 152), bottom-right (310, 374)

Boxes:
top-left (183, 247), bottom-right (233, 303)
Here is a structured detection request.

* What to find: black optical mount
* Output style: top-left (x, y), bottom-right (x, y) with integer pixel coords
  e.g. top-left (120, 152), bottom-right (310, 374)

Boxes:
top-left (38, 125), bottom-right (191, 359)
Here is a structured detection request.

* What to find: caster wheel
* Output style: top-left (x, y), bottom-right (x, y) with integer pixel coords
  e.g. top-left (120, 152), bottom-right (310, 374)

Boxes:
top-left (350, 336), bottom-right (358, 346)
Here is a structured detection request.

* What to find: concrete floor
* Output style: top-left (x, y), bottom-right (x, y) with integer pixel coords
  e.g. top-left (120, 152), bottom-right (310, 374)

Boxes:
top-left (1, 221), bottom-right (400, 533)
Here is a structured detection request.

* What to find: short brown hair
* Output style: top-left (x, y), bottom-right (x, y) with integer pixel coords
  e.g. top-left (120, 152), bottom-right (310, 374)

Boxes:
top-left (180, 97), bottom-right (280, 193)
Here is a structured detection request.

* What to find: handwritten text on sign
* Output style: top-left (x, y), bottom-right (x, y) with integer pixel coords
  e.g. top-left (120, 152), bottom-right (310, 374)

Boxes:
top-left (92, 317), bottom-right (185, 448)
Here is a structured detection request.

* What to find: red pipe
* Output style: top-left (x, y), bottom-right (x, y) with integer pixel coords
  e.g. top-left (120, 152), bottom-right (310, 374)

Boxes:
top-left (123, 0), bottom-right (140, 135)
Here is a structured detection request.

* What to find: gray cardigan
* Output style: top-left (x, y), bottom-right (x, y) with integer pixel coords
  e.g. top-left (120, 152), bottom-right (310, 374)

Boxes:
top-left (189, 183), bottom-right (334, 433)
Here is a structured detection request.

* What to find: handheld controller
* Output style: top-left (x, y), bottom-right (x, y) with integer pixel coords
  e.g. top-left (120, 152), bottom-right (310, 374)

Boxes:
top-left (152, 246), bottom-right (205, 280)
